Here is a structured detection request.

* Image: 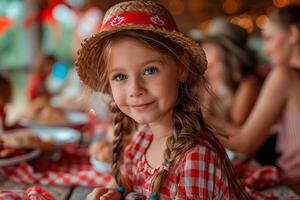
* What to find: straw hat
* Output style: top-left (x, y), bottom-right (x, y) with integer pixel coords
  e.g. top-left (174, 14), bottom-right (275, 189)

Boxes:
top-left (200, 18), bottom-right (251, 66)
top-left (76, 0), bottom-right (207, 91)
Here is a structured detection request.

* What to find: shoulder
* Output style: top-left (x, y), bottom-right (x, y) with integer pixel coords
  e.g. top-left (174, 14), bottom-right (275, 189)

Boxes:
top-left (177, 144), bottom-right (222, 172)
top-left (267, 66), bottom-right (292, 84)
top-left (264, 66), bottom-right (293, 92)
top-left (174, 144), bottom-right (230, 199)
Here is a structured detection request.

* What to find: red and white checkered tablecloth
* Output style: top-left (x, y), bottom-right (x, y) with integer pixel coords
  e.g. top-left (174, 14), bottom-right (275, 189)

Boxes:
top-left (233, 161), bottom-right (283, 189)
top-left (0, 186), bottom-right (55, 200)
top-left (233, 161), bottom-right (299, 200)
top-left (0, 146), bottom-right (112, 187)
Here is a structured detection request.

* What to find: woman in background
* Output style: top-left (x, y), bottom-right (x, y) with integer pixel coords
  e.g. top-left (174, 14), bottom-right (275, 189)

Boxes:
top-left (201, 19), bottom-right (261, 125)
top-left (210, 5), bottom-right (300, 179)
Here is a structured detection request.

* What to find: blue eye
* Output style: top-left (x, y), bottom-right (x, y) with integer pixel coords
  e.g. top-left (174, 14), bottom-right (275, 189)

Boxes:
top-left (113, 74), bottom-right (127, 81)
top-left (144, 66), bottom-right (158, 75)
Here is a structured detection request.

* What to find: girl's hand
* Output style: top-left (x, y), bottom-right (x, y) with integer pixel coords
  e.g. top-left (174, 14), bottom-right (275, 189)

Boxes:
top-left (86, 188), bottom-right (122, 200)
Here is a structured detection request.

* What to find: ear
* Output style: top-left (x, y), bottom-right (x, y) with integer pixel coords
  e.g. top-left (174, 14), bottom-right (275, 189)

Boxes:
top-left (178, 52), bottom-right (189, 82)
top-left (289, 25), bottom-right (300, 45)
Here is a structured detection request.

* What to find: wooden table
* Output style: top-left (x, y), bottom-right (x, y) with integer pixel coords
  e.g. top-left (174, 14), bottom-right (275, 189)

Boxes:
top-left (1, 175), bottom-right (299, 200)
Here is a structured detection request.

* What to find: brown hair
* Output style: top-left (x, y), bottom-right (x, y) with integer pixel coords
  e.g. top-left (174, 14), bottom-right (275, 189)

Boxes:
top-left (0, 73), bottom-right (12, 104)
top-left (92, 30), bottom-right (250, 199)
top-left (269, 4), bottom-right (300, 30)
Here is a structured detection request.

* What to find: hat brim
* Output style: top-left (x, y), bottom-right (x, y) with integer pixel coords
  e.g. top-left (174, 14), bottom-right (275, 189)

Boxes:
top-left (76, 24), bottom-right (207, 91)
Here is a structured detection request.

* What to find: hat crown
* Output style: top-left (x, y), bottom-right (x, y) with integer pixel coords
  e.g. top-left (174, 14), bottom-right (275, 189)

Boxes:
top-left (207, 18), bottom-right (248, 48)
top-left (103, 0), bottom-right (175, 26)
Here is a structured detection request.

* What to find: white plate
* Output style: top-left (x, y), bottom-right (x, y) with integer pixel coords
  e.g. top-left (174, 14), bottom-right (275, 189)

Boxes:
top-left (90, 156), bottom-right (111, 173)
top-left (19, 111), bottom-right (87, 127)
top-left (31, 127), bottom-right (81, 146)
top-left (66, 111), bottom-right (88, 125)
top-left (0, 149), bottom-right (41, 167)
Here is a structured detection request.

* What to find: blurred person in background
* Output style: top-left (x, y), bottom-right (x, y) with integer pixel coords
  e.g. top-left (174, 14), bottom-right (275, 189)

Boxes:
top-left (26, 54), bottom-right (56, 101)
top-left (200, 19), bottom-right (261, 125)
top-left (0, 73), bottom-right (23, 131)
top-left (0, 73), bottom-right (12, 131)
top-left (209, 5), bottom-right (300, 179)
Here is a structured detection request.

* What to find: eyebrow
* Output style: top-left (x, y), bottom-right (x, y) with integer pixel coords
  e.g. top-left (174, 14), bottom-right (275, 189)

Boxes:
top-left (108, 59), bottom-right (163, 74)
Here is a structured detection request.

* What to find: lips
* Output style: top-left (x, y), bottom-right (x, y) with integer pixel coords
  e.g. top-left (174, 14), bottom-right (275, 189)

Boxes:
top-left (131, 101), bottom-right (155, 109)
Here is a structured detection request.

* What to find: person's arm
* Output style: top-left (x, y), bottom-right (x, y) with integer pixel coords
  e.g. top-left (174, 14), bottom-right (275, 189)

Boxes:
top-left (212, 67), bottom-right (290, 154)
top-left (230, 76), bottom-right (261, 125)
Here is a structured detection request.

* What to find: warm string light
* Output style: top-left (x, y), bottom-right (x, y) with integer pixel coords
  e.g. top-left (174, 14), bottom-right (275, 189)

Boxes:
top-left (198, 20), bottom-right (210, 31)
top-left (230, 14), bottom-right (253, 32)
top-left (256, 15), bottom-right (268, 29)
top-left (222, 0), bottom-right (242, 14)
top-left (273, 0), bottom-right (290, 8)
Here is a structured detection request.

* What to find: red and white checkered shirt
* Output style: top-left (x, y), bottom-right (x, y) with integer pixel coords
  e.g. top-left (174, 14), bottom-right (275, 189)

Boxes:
top-left (122, 125), bottom-right (237, 200)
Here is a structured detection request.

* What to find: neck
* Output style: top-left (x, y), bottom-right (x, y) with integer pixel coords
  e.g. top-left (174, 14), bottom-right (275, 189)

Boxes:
top-left (289, 45), bottom-right (300, 68)
top-left (148, 111), bottom-right (174, 140)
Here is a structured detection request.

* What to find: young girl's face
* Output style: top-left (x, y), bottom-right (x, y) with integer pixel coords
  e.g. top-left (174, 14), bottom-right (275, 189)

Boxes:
top-left (262, 21), bottom-right (292, 66)
top-left (107, 37), bottom-right (184, 125)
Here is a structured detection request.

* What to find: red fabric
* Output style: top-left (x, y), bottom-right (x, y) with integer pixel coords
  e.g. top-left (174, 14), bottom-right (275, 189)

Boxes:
top-left (0, 186), bottom-right (55, 200)
top-left (0, 146), bottom-right (112, 187)
top-left (0, 16), bottom-right (13, 36)
top-left (123, 126), bottom-right (242, 199)
top-left (233, 161), bottom-right (282, 189)
top-left (26, 72), bottom-right (46, 101)
top-left (122, 126), bottom-right (299, 200)
top-left (101, 11), bottom-right (178, 31)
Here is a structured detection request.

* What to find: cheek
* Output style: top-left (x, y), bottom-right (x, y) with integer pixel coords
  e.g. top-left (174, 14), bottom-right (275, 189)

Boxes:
top-left (110, 84), bottom-right (127, 106)
top-left (152, 77), bottom-right (179, 103)
top-left (265, 35), bottom-right (286, 55)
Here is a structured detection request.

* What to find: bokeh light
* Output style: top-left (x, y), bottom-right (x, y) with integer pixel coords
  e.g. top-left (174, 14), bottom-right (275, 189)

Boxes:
top-left (169, 0), bottom-right (185, 15)
top-left (223, 0), bottom-right (242, 14)
top-left (273, 0), bottom-right (290, 8)
top-left (256, 15), bottom-right (268, 29)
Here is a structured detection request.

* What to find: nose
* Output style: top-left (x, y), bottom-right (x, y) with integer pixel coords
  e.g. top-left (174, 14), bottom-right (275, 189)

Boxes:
top-left (129, 77), bottom-right (145, 98)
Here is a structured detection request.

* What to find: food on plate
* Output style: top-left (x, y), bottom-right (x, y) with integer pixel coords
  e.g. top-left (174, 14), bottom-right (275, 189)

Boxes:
top-left (0, 146), bottom-right (15, 158)
top-left (25, 96), bottom-right (68, 125)
top-left (0, 130), bottom-right (54, 150)
top-left (37, 106), bottom-right (68, 125)
top-left (89, 139), bottom-right (112, 163)
top-left (26, 95), bottom-right (50, 119)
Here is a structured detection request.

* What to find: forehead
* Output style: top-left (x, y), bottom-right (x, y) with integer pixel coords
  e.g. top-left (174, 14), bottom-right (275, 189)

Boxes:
top-left (262, 20), bottom-right (284, 36)
top-left (107, 37), bottom-right (170, 70)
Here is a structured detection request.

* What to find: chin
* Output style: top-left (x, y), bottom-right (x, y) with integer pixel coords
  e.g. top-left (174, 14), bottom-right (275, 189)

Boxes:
top-left (130, 115), bottom-right (156, 124)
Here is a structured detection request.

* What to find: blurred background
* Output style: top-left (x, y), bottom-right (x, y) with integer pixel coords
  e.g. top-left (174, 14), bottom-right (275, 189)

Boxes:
top-left (0, 0), bottom-right (299, 123)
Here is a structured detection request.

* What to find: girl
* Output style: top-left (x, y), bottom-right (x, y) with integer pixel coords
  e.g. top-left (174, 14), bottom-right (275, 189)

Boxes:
top-left (76, 0), bottom-right (250, 199)
top-left (209, 5), bottom-right (300, 179)
top-left (201, 19), bottom-right (261, 125)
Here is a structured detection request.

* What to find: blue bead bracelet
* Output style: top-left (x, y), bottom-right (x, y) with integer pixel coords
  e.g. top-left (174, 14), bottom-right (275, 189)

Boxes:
top-left (116, 185), bottom-right (125, 199)
top-left (149, 194), bottom-right (159, 200)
